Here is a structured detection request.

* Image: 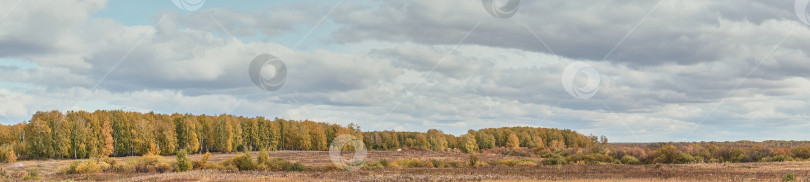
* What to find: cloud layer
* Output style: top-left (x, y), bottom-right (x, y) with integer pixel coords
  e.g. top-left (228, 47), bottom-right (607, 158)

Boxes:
top-left (1, 0), bottom-right (809, 142)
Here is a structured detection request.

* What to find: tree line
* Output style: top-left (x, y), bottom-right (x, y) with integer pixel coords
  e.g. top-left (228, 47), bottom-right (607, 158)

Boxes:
top-left (362, 127), bottom-right (600, 153)
top-left (0, 110), bottom-right (363, 159)
top-left (0, 110), bottom-right (597, 160)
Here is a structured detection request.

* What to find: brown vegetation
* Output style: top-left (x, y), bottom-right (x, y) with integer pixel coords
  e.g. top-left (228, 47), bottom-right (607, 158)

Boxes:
top-left (0, 150), bottom-right (807, 181)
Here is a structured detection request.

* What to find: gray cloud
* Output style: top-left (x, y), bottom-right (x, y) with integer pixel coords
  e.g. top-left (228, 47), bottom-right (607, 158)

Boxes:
top-left (330, 0), bottom-right (808, 68)
top-left (1, 0), bottom-right (810, 142)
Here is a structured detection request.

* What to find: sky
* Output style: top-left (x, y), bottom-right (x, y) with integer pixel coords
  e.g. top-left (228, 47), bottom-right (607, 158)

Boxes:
top-left (1, 0), bottom-right (809, 142)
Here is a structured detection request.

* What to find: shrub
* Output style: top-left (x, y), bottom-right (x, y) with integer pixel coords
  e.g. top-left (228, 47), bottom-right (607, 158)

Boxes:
top-left (730, 149), bottom-right (750, 163)
top-left (694, 156), bottom-right (705, 163)
top-left (652, 145), bottom-right (697, 164)
top-left (60, 159), bottom-right (109, 174)
top-left (567, 152), bottom-right (618, 164)
top-left (222, 152), bottom-right (256, 171)
top-left (135, 153), bottom-right (173, 173)
top-left (193, 152), bottom-right (212, 169)
top-left (314, 163), bottom-right (342, 171)
top-left (429, 159), bottom-right (447, 168)
top-left (256, 149), bottom-right (271, 170)
top-left (782, 172), bottom-right (795, 182)
top-left (111, 159), bottom-right (136, 173)
top-left (515, 160), bottom-right (538, 166)
top-left (792, 146), bottom-right (810, 159)
top-left (542, 153), bottom-right (567, 165)
top-left (395, 158), bottom-right (425, 168)
top-left (488, 147), bottom-right (532, 157)
top-left (468, 153), bottom-right (487, 167)
top-left (6, 151), bottom-right (15, 163)
top-left (76, 160), bottom-right (102, 174)
top-left (0, 145), bottom-right (15, 163)
top-left (762, 155), bottom-right (795, 162)
top-left (498, 159), bottom-right (537, 166)
top-left (621, 155), bottom-right (640, 165)
top-left (249, 155), bottom-right (305, 171)
top-left (268, 158), bottom-right (292, 171)
top-left (363, 159), bottom-right (392, 170)
top-left (378, 159), bottom-right (390, 167)
top-left (22, 170), bottom-right (40, 180)
top-left (191, 152), bottom-right (228, 170)
top-left (176, 149), bottom-right (193, 172)
top-left (496, 159), bottom-right (518, 167)
top-left (100, 157), bottom-right (118, 167)
top-left (446, 161), bottom-right (465, 168)
top-left (363, 161), bottom-right (386, 170)
top-left (288, 162), bottom-right (306, 171)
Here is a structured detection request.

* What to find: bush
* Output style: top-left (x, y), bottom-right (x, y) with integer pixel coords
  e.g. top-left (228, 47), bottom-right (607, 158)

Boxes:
top-left (246, 155), bottom-right (305, 172)
top-left (793, 146), bottom-right (810, 159)
top-left (782, 172), bottom-right (795, 182)
top-left (60, 159), bottom-right (110, 174)
top-left (497, 159), bottom-right (537, 167)
top-left (488, 147), bottom-right (532, 157)
top-left (193, 152), bottom-right (213, 169)
top-left (762, 155), bottom-right (795, 162)
top-left (288, 162), bottom-right (306, 171)
top-left (429, 159), bottom-right (447, 168)
top-left (176, 149), bottom-right (193, 172)
top-left (363, 159), bottom-right (391, 170)
top-left (22, 170), bottom-right (40, 180)
top-left (515, 160), bottom-right (538, 166)
top-left (222, 152), bottom-right (256, 171)
top-left (0, 145), bottom-right (16, 163)
top-left (76, 160), bottom-right (103, 174)
top-left (542, 153), bottom-right (567, 165)
top-left (621, 155), bottom-right (640, 165)
top-left (256, 149), bottom-right (271, 170)
top-left (135, 153), bottom-right (173, 173)
top-left (395, 158), bottom-right (425, 168)
top-left (111, 159), bottom-right (136, 173)
top-left (652, 145), bottom-right (697, 164)
top-left (468, 153), bottom-right (487, 167)
top-left (363, 161), bottom-right (386, 170)
top-left (730, 149), bottom-right (750, 163)
top-left (268, 158), bottom-right (291, 171)
top-left (313, 163), bottom-right (342, 171)
top-left (378, 159), bottom-right (390, 167)
top-left (190, 152), bottom-right (228, 170)
top-left (566, 152), bottom-right (618, 164)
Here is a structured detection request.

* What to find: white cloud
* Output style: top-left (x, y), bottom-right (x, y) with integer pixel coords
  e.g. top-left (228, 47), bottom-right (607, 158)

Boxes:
top-left (1, 0), bottom-right (810, 142)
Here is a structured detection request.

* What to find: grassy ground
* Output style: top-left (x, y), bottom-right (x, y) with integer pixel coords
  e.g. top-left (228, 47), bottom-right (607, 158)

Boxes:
top-left (1, 150), bottom-right (809, 181)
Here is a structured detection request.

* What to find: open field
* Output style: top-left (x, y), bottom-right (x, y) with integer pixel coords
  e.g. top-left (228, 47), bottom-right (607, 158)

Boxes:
top-left (2, 150), bottom-right (810, 181)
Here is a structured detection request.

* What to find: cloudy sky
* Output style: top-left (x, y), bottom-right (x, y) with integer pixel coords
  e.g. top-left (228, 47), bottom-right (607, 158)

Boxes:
top-left (1, 0), bottom-right (809, 142)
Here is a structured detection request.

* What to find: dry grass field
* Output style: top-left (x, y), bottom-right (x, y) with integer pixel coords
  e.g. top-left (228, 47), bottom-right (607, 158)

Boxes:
top-left (2, 150), bottom-right (810, 181)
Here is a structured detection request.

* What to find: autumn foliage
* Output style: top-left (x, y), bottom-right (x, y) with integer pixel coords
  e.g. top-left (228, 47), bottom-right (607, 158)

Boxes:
top-left (0, 110), bottom-right (597, 161)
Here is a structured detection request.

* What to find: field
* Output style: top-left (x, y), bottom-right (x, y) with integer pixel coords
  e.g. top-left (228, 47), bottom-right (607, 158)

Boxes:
top-left (1, 150), bottom-right (810, 181)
